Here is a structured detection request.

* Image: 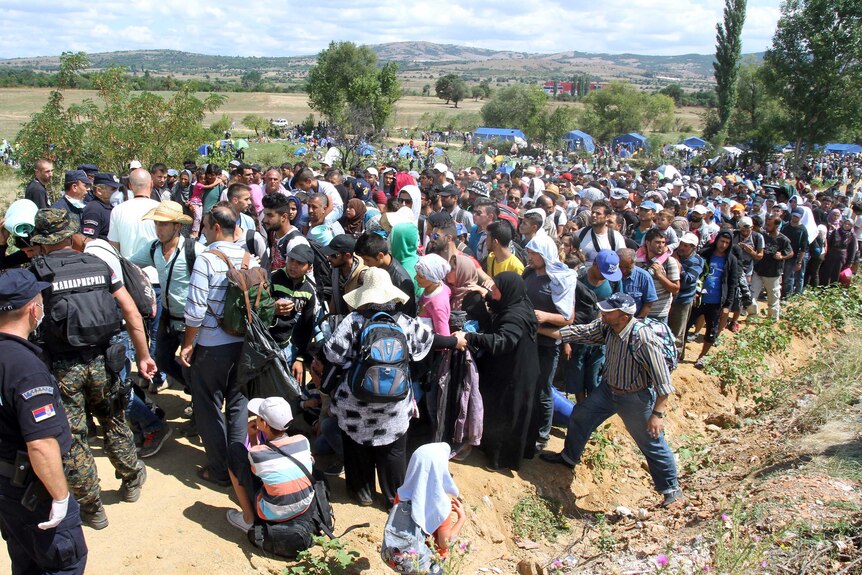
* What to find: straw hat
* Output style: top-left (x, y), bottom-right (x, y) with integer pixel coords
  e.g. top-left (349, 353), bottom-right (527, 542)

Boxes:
top-left (342, 267), bottom-right (409, 310)
top-left (142, 200), bottom-right (193, 224)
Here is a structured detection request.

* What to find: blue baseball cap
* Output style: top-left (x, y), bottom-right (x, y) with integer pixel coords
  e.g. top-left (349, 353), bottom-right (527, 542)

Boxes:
top-left (64, 170), bottom-right (90, 186)
top-left (0, 269), bottom-right (51, 311)
top-left (595, 249), bottom-right (623, 281)
top-left (597, 292), bottom-right (637, 315)
top-left (639, 200), bottom-right (659, 211)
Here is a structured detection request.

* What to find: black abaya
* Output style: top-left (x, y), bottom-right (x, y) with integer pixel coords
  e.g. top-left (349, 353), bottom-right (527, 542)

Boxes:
top-left (466, 272), bottom-right (541, 470)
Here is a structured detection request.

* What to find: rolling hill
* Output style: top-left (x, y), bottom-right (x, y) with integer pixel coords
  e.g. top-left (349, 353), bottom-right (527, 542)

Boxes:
top-left (0, 42), bottom-right (763, 90)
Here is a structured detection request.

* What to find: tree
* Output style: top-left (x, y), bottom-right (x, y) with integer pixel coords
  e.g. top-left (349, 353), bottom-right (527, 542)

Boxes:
top-left (435, 74), bottom-right (467, 106)
top-left (16, 52), bottom-right (225, 182)
top-left (713, 0), bottom-right (747, 146)
top-left (472, 86), bottom-right (484, 101)
top-left (762, 0), bottom-right (862, 165)
top-left (536, 105), bottom-right (577, 148)
top-left (727, 60), bottom-right (786, 161)
top-left (305, 41), bottom-right (400, 165)
top-left (479, 80), bottom-right (492, 99)
top-left (579, 82), bottom-right (646, 141)
top-left (242, 114), bottom-right (270, 137)
top-left (644, 94), bottom-right (676, 133)
top-left (422, 84), bottom-right (431, 96)
top-left (240, 70), bottom-right (263, 90)
top-left (209, 114), bottom-right (232, 137)
top-left (659, 84), bottom-right (685, 105)
top-left (481, 84), bottom-right (549, 141)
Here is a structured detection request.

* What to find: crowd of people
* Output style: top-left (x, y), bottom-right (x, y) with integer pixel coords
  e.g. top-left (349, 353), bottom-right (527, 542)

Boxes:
top-left (1, 149), bottom-right (861, 573)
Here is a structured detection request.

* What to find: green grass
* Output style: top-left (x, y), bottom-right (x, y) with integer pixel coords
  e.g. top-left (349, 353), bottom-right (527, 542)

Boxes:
top-left (510, 494), bottom-right (571, 542)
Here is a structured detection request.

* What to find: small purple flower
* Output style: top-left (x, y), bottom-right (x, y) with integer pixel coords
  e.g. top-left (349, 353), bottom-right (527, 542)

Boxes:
top-left (703, 566), bottom-right (710, 572)
top-left (752, 534), bottom-right (761, 543)
top-left (656, 554), bottom-right (669, 567)
top-left (553, 559), bottom-right (563, 567)
top-left (721, 513), bottom-right (730, 522)
top-left (761, 559), bottom-right (768, 568)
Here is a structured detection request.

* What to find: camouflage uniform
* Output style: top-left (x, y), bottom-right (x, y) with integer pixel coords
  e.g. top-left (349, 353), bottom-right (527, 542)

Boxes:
top-left (29, 208), bottom-right (144, 515)
top-left (53, 353), bottom-right (139, 511)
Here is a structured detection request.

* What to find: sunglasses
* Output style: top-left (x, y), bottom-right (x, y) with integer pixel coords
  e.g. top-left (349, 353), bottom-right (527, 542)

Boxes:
top-left (398, 197), bottom-right (413, 204)
top-left (507, 196), bottom-right (521, 202)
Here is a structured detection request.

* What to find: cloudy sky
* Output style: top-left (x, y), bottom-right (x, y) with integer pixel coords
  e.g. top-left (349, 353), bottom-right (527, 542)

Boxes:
top-left (0, 0), bottom-right (782, 59)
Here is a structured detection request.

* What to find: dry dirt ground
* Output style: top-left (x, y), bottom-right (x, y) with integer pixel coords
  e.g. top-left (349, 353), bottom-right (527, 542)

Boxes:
top-left (3, 311), bottom-right (860, 575)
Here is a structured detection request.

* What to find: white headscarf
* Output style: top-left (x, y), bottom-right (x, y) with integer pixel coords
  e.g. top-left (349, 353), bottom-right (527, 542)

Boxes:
top-left (396, 443), bottom-right (459, 535)
top-left (415, 253), bottom-right (451, 283)
top-left (798, 205), bottom-right (819, 245)
top-left (525, 234), bottom-right (577, 319)
top-left (399, 184), bottom-right (422, 222)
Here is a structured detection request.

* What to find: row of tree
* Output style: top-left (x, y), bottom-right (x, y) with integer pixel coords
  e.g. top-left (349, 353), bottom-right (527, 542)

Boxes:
top-left (710, 0), bottom-right (862, 163)
top-left (0, 67), bottom-right (303, 93)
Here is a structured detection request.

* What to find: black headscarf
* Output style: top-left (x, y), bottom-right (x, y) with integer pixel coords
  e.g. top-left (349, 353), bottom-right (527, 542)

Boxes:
top-left (488, 271), bottom-right (538, 339)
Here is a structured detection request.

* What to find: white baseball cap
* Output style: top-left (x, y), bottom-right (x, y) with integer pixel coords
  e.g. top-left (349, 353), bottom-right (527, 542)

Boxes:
top-left (365, 167), bottom-right (379, 177)
top-left (248, 397), bottom-right (293, 431)
top-left (433, 162), bottom-right (448, 173)
top-left (692, 205), bottom-right (708, 215)
top-left (678, 232), bottom-right (700, 246)
top-left (129, 160), bottom-right (142, 170)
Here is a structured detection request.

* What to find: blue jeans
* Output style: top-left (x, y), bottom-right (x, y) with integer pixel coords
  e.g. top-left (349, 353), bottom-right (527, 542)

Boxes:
top-left (783, 254), bottom-right (808, 296)
top-left (565, 344), bottom-right (605, 397)
top-left (561, 382), bottom-right (679, 494)
top-left (537, 345), bottom-right (561, 444)
top-left (314, 414), bottom-right (344, 457)
top-left (112, 331), bottom-right (163, 434)
top-left (148, 285), bottom-right (166, 385)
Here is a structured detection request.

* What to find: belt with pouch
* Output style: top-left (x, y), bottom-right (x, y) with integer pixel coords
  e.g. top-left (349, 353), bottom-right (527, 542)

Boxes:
top-left (0, 459), bottom-right (18, 479)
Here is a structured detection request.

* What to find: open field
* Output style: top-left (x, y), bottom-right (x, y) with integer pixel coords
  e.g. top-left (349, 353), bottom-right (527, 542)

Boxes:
top-left (0, 88), bottom-right (704, 143)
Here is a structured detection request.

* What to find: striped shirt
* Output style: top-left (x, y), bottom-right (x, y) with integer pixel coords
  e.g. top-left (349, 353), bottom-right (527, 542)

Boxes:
top-left (558, 318), bottom-right (675, 396)
top-left (184, 241), bottom-right (260, 347)
top-left (249, 434), bottom-right (314, 522)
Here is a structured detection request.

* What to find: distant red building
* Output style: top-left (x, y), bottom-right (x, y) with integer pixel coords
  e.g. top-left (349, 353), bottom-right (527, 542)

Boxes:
top-left (542, 81), bottom-right (608, 96)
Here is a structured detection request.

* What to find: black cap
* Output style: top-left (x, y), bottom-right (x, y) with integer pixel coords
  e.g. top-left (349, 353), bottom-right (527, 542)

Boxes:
top-left (93, 172), bottom-right (121, 189)
top-left (77, 164), bottom-right (99, 174)
top-left (436, 184), bottom-right (459, 197)
top-left (0, 269), bottom-right (51, 311)
top-left (427, 211), bottom-right (454, 229)
top-left (285, 244), bottom-right (315, 264)
top-left (321, 234), bottom-right (357, 256)
top-left (64, 170), bottom-right (90, 186)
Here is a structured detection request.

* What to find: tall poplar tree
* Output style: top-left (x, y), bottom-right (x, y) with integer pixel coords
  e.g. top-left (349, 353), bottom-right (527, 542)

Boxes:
top-left (713, 0), bottom-right (747, 146)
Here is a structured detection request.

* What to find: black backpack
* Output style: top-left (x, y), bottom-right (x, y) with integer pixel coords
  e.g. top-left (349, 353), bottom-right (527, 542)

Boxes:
top-left (150, 238), bottom-right (197, 274)
top-left (88, 243), bottom-right (157, 321)
top-left (32, 251), bottom-right (124, 352)
top-left (306, 240), bottom-right (333, 311)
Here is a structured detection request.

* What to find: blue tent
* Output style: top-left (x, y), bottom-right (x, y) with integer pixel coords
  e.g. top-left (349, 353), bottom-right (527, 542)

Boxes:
top-left (824, 143), bottom-right (862, 155)
top-left (472, 127), bottom-right (526, 142)
top-left (358, 143), bottom-right (376, 156)
top-left (432, 147), bottom-right (443, 156)
top-left (294, 146), bottom-right (308, 155)
top-left (398, 145), bottom-right (414, 157)
top-left (683, 136), bottom-right (706, 149)
top-left (496, 165), bottom-right (515, 174)
top-left (612, 133), bottom-right (647, 152)
top-left (562, 130), bottom-right (595, 152)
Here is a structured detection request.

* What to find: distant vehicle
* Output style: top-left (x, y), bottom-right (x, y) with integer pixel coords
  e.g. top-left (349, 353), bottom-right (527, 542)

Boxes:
top-left (271, 118), bottom-right (290, 127)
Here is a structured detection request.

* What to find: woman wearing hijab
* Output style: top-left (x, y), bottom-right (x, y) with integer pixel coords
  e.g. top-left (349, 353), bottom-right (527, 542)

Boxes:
top-left (340, 198), bottom-right (367, 238)
top-left (324, 268), bottom-right (457, 507)
top-left (396, 185), bottom-right (422, 224)
top-left (446, 254), bottom-right (486, 321)
top-left (415, 253), bottom-right (452, 336)
top-left (820, 215), bottom-right (857, 284)
top-left (524, 233), bottom-right (577, 451)
top-left (285, 195), bottom-right (303, 229)
top-left (384, 443), bottom-right (466, 572)
top-left (452, 272), bottom-right (541, 471)
top-left (390, 222), bottom-right (422, 298)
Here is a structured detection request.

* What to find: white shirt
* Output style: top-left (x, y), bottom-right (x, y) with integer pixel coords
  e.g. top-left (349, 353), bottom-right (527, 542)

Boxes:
top-left (579, 228), bottom-right (627, 263)
top-left (84, 239), bottom-right (124, 283)
top-left (317, 180), bottom-right (344, 224)
top-left (107, 196), bottom-right (159, 283)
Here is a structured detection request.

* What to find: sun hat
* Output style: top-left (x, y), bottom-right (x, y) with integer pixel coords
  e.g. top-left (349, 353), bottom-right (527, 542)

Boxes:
top-left (342, 267), bottom-right (409, 310)
top-left (142, 200), bottom-right (193, 224)
top-left (247, 397), bottom-right (293, 431)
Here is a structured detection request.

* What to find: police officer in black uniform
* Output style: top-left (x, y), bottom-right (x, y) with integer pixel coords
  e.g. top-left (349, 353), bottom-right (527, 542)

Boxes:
top-left (50, 171), bottom-right (91, 224)
top-left (80, 173), bottom-right (121, 241)
top-left (0, 269), bottom-right (88, 574)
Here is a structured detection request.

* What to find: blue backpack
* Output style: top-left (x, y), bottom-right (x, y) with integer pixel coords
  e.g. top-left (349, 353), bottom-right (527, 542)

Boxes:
top-left (381, 501), bottom-right (440, 574)
top-left (349, 312), bottom-right (411, 402)
top-left (629, 318), bottom-right (678, 373)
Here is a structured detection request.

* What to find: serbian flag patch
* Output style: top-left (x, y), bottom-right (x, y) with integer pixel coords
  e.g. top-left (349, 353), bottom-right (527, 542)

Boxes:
top-left (32, 404), bottom-right (56, 422)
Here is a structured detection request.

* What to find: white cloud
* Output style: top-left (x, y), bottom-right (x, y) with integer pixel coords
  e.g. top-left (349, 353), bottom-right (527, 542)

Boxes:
top-left (0, 0), bottom-right (783, 59)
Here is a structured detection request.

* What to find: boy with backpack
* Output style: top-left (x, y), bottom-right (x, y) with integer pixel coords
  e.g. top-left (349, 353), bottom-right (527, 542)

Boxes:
top-left (538, 292), bottom-right (685, 509)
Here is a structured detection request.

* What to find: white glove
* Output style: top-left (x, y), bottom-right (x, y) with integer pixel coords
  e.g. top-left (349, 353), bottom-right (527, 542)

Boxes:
top-left (37, 495), bottom-right (69, 530)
